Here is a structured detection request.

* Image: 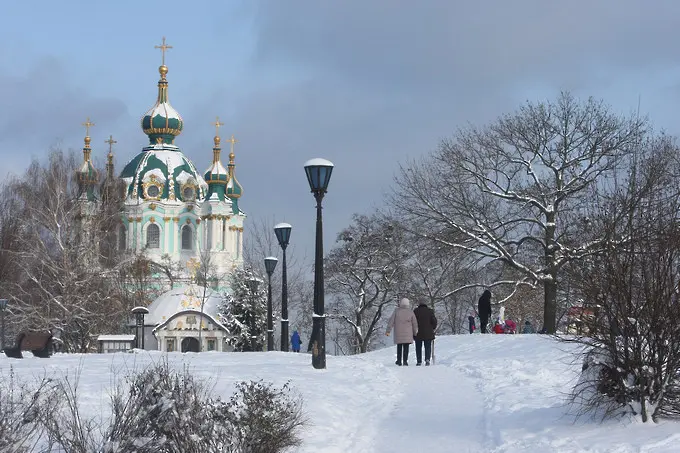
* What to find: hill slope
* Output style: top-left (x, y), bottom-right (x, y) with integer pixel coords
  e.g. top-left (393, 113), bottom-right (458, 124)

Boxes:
top-left (2, 334), bottom-right (680, 452)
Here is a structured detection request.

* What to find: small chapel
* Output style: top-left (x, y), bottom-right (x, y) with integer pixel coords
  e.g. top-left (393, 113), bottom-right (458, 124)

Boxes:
top-left (77, 38), bottom-right (245, 353)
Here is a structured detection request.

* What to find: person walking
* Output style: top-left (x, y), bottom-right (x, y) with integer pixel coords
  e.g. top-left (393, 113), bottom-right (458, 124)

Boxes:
top-left (414, 301), bottom-right (437, 366)
top-left (478, 290), bottom-right (492, 333)
top-left (386, 298), bottom-right (418, 366)
top-left (291, 330), bottom-right (301, 352)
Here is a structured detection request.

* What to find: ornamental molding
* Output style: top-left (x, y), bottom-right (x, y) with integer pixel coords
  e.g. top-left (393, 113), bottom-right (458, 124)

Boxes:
top-left (180, 181), bottom-right (198, 202)
top-left (150, 217), bottom-right (155, 223)
top-left (142, 175), bottom-right (163, 201)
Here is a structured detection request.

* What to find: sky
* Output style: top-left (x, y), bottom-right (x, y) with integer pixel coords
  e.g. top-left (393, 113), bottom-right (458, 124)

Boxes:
top-left (2, 1), bottom-right (680, 263)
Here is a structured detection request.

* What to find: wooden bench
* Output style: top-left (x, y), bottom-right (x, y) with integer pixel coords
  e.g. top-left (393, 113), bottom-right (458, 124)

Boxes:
top-left (3, 331), bottom-right (54, 358)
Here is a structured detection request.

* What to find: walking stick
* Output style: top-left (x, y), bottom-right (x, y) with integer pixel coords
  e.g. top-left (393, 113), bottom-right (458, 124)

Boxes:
top-left (432, 337), bottom-right (435, 365)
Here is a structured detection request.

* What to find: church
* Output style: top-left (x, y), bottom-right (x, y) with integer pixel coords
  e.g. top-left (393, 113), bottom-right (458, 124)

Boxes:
top-left (77, 38), bottom-right (244, 353)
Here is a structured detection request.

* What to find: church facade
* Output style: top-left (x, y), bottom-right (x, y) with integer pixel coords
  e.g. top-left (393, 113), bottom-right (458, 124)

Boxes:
top-left (75, 39), bottom-right (245, 352)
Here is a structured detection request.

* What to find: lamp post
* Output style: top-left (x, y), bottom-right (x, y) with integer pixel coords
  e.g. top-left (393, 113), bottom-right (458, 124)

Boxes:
top-left (274, 223), bottom-right (292, 352)
top-left (304, 158), bottom-right (334, 369)
top-left (0, 299), bottom-right (8, 352)
top-left (264, 256), bottom-right (278, 352)
top-left (131, 306), bottom-right (149, 350)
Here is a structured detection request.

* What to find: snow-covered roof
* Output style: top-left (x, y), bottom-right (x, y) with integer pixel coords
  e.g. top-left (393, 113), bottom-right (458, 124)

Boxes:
top-left (144, 284), bottom-right (224, 326)
top-left (152, 309), bottom-right (229, 334)
top-left (97, 335), bottom-right (136, 341)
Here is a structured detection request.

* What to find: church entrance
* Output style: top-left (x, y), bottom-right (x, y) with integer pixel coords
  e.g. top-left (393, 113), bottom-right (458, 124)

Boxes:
top-left (181, 337), bottom-right (199, 353)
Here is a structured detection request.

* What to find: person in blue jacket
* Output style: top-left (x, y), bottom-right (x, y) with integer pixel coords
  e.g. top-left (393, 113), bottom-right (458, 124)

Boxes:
top-left (291, 330), bottom-right (301, 352)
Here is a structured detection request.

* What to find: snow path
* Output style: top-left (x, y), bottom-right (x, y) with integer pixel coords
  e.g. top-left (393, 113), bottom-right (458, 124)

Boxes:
top-left (373, 353), bottom-right (486, 453)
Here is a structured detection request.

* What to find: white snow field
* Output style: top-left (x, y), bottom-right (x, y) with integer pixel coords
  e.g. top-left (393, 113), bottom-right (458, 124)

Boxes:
top-left (3, 334), bottom-right (680, 452)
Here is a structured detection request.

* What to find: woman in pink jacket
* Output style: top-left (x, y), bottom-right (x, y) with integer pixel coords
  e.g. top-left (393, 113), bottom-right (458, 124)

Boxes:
top-left (386, 298), bottom-right (418, 366)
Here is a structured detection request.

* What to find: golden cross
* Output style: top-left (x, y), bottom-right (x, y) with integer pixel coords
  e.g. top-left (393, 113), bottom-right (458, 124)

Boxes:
top-left (82, 117), bottom-right (95, 136)
top-left (212, 116), bottom-right (224, 136)
top-left (225, 134), bottom-right (238, 153)
top-left (105, 135), bottom-right (117, 153)
top-left (154, 36), bottom-right (173, 66)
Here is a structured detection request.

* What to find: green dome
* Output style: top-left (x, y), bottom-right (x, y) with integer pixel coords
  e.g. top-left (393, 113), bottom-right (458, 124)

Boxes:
top-left (120, 145), bottom-right (207, 202)
top-left (141, 65), bottom-right (183, 145)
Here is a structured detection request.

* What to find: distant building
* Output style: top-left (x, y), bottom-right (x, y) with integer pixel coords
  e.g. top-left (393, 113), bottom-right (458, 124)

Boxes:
top-left (77, 39), bottom-right (247, 351)
top-left (97, 335), bottom-right (136, 353)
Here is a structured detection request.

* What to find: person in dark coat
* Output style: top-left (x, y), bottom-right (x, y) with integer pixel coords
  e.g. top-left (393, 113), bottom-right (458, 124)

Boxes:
top-left (478, 290), bottom-right (492, 333)
top-left (413, 302), bottom-right (438, 366)
top-left (468, 315), bottom-right (476, 334)
top-left (291, 330), bottom-right (301, 352)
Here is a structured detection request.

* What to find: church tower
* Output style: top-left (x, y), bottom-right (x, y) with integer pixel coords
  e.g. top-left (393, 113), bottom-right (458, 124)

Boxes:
top-left (117, 37), bottom-right (246, 278)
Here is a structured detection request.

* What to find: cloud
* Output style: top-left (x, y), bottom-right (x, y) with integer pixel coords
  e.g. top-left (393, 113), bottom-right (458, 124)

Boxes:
top-left (0, 56), bottom-right (130, 175)
top-left (208, 0), bottom-right (680, 257)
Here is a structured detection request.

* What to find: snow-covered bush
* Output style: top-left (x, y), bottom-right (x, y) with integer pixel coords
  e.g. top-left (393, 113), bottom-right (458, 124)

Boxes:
top-left (0, 367), bottom-right (56, 453)
top-left (224, 380), bottom-right (306, 453)
top-left (38, 362), bottom-right (306, 452)
top-left (565, 137), bottom-right (680, 423)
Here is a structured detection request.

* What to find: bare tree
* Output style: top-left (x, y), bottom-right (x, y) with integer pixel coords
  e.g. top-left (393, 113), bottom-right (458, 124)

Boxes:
top-left (4, 150), bottom-right (127, 351)
top-left (325, 213), bottom-right (408, 354)
top-left (243, 216), bottom-right (311, 350)
top-left (395, 92), bottom-right (648, 333)
top-left (566, 137), bottom-right (680, 422)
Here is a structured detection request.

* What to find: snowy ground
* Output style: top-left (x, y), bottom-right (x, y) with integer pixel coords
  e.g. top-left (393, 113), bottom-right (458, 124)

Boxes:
top-left (2, 334), bottom-right (680, 452)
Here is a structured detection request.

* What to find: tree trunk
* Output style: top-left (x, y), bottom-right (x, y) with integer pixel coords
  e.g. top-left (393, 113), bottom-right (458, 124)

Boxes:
top-left (543, 278), bottom-right (557, 334)
top-left (544, 211), bottom-right (558, 333)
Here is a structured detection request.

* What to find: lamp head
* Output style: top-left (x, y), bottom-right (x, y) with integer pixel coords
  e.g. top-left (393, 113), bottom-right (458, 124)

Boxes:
top-left (274, 222), bottom-right (292, 249)
top-left (304, 158), bottom-right (334, 194)
top-left (264, 256), bottom-right (279, 276)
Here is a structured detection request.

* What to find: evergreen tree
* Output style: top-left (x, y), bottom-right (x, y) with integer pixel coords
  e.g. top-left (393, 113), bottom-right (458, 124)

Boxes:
top-left (220, 267), bottom-right (267, 351)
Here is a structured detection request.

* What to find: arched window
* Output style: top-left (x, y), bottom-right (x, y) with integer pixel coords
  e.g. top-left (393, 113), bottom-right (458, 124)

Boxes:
top-left (118, 225), bottom-right (127, 250)
top-left (146, 223), bottom-right (160, 249)
top-left (182, 225), bottom-right (193, 250)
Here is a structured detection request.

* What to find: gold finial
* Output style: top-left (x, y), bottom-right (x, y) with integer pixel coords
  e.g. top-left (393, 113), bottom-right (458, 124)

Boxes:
top-left (82, 117), bottom-right (95, 138)
top-left (155, 36), bottom-right (173, 67)
top-left (225, 134), bottom-right (237, 161)
top-left (186, 257), bottom-right (200, 282)
top-left (105, 135), bottom-right (117, 154)
top-left (213, 116), bottom-right (224, 141)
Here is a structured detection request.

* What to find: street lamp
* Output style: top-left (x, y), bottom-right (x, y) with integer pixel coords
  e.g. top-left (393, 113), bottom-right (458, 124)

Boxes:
top-left (274, 222), bottom-right (292, 352)
top-left (131, 306), bottom-right (149, 350)
top-left (264, 256), bottom-right (278, 351)
top-left (304, 158), bottom-right (334, 369)
top-left (0, 299), bottom-right (8, 352)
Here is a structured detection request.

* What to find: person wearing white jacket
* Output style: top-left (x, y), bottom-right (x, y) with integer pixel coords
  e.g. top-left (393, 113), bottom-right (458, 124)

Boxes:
top-left (385, 298), bottom-right (418, 366)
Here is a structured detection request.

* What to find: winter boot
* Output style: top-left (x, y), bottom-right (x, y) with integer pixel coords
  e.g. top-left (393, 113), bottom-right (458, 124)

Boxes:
top-left (403, 361), bottom-right (408, 366)
top-left (416, 362), bottom-right (422, 366)
top-left (425, 361), bottom-right (430, 366)
top-left (395, 360), bottom-right (402, 366)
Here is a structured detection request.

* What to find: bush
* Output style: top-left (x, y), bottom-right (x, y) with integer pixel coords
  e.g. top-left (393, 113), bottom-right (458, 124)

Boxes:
top-left (564, 138), bottom-right (680, 423)
top-left (1, 362), bottom-right (306, 452)
top-left (0, 367), bottom-right (56, 453)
